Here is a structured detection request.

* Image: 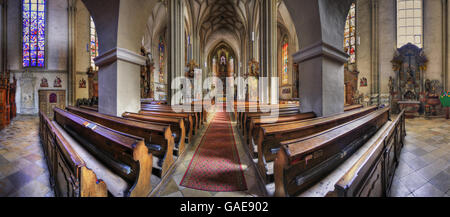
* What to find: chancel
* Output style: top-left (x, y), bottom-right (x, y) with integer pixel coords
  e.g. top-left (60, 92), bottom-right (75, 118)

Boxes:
top-left (0, 0), bottom-right (449, 198)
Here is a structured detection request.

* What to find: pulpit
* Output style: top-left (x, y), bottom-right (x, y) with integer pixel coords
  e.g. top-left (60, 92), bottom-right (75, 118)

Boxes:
top-left (390, 43), bottom-right (428, 118)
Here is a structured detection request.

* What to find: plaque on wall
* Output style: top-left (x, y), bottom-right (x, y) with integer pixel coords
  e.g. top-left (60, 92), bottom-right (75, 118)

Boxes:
top-left (39, 90), bottom-right (66, 119)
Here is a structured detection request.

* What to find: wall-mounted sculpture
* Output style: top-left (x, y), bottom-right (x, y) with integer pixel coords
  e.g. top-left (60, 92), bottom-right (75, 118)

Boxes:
top-left (53, 76), bottom-right (62, 88)
top-left (40, 77), bottom-right (48, 88)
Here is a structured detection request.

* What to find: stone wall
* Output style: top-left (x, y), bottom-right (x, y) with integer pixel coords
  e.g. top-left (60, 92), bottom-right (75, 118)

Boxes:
top-left (7, 0), bottom-right (69, 114)
top-left (75, 1), bottom-right (91, 100)
top-left (356, 0), bottom-right (449, 102)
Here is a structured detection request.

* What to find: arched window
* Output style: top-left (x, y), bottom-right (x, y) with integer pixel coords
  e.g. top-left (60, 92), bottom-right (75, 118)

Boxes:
top-left (281, 38), bottom-right (289, 85)
top-left (158, 36), bottom-right (165, 83)
top-left (344, 3), bottom-right (356, 64)
top-left (397, 0), bottom-right (423, 48)
top-left (22, 0), bottom-right (47, 68)
top-left (90, 16), bottom-right (99, 70)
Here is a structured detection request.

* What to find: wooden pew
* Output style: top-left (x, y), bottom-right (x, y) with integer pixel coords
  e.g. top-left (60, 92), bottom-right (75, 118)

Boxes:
top-left (122, 112), bottom-right (187, 155)
top-left (139, 110), bottom-right (194, 140)
top-left (39, 111), bottom-right (108, 197)
top-left (66, 106), bottom-right (174, 177)
top-left (52, 108), bottom-right (154, 197)
top-left (332, 110), bottom-right (405, 197)
top-left (79, 105), bottom-right (98, 112)
top-left (142, 103), bottom-right (206, 126)
top-left (141, 105), bottom-right (200, 133)
top-left (241, 107), bottom-right (301, 136)
top-left (273, 107), bottom-right (390, 197)
top-left (344, 104), bottom-right (363, 112)
top-left (237, 104), bottom-right (299, 129)
top-left (247, 112), bottom-right (317, 150)
top-left (141, 103), bottom-right (204, 123)
top-left (256, 106), bottom-right (378, 182)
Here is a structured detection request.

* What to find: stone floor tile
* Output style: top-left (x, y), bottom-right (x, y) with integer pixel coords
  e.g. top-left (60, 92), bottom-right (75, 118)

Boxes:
top-left (413, 183), bottom-right (445, 197)
top-left (428, 171), bottom-right (450, 193)
top-left (400, 172), bottom-right (428, 193)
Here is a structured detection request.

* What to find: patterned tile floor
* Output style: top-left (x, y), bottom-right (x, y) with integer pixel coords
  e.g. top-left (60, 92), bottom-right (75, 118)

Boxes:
top-left (390, 118), bottom-right (450, 197)
top-left (0, 114), bottom-right (448, 197)
top-left (0, 115), bottom-right (54, 197)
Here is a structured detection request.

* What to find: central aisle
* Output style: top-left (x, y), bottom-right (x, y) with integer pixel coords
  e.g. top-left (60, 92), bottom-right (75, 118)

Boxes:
top-left (151, 105), bottom-right (267, 197)
top-left (180, 107), bottom-right (247, 191)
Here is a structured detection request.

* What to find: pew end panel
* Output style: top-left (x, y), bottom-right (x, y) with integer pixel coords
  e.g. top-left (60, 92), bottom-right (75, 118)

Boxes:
top-left (333, 110), bottom-right (406, 197)
top-left (128, 140), bottom-right (154, 197)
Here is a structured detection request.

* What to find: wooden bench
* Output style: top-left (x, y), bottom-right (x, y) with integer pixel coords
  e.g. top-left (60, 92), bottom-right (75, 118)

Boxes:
top-left (237, 104), bottom-right (299, 129)
top-left (256, 106), bottom-right (378, 182)
top-left (141, 105), bottom-right (200, 133)
top-left (141, 103), bottom-right (205, 125)
top-left (241, 107), bottom-right (302, 136)
top-left (66, 106), bottom-right (174, 177)
top-left (79, 105), bottom-right (98, 112)
top-left (122, 112), bottom-right (187, 155)
top-left (246, 112), bottom-right (317, 150)
top-left (273, 107), bottom-right (390, 197)
top-left (51, 108), bottom-right (154, 197)
top-left (331, 110), bottom-right (406, 197)
top-left (344, 104), bottom-right (363, 112)
top-left (139, 110), bottom-right (194, 139)
top-left (39, 111), bottom-right (107, 197)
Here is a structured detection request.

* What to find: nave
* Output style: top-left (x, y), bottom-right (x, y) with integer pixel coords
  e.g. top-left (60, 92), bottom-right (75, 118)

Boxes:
top-left (1, 107), bottom-right (448, 197)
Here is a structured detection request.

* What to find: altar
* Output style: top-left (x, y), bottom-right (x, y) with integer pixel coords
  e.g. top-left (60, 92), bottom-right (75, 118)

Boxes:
top-left (398, 101), bottom-right (420, 118)
top-left (390, 43), bottom-right (429, 118)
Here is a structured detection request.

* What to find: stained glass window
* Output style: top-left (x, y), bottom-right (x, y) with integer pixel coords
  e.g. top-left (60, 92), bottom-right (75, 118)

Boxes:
top-left (90, 17), bottom-right (99, 70)
top-left (397, 0), bottom-right (423, 48)
top-left (22, 0), bottom-right (46, 68)
top-left (281, 39), bottom-right (288, 85)
top-left (159, 36), bottom-right (165, 83)
top-left (344, 3), bottom-right (356, 64)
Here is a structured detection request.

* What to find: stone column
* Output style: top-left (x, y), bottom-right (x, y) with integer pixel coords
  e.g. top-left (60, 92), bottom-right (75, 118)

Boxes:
top-left (1, 0), bottom-right (7, 72)
top-left (260, 0), bottom-right (277, 104)
top-left (442, 0), bottom-right (448, 91)
top-left (67, 0), bottom-right (77, 105)
top-left (95, 48), bottom-right (146, 116)
top-left (294, 42), bottom-right (348, 117)
top-left (168, 0), bottom-right (185, 105)
top-left (370, 0), bottom-right (380, 105)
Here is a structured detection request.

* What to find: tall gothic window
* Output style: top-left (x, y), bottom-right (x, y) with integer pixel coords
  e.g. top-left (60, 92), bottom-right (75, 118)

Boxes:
top-left (281, 38), bottom-right (289, 85)
top-left (344, 3), bottom-right (356, 64)
top-left (22, 0), bottom-right (46, 68)
top-left (397, 0), bottom-right (423, 48)
top-left (159, 36), bottom-right (165, 83)
top-left (90, 16), bottom-right (99, 70)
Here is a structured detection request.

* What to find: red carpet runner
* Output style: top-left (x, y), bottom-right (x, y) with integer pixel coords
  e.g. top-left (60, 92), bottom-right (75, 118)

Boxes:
top-left (180, 107), bottom-right (247, 192)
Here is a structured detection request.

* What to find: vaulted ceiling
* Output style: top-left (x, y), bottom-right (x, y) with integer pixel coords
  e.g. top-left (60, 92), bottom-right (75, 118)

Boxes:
top-left (186, 0), bottom-right (259, 49)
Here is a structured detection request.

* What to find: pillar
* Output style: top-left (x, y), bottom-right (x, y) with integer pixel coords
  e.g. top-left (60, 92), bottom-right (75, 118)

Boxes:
top-left (68, 0), bottom-right (77, 105)
top-left (260, 0), bottom-right (277, 104)
top-left (168, 0), bottom-right (185, 105)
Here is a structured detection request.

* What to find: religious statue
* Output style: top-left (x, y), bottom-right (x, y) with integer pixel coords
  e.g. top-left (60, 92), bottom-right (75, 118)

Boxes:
top-left (186, 59), bottom-right (198, 78)
top-left (219, 52), bottom-right (227, 73)
top-left (53, 77), bottom-right (62, 88)
top-left (388, 76), bottom-right (394, 94)
top-left (40, 77), bottom-right (48, 88)
top-left (248, 58), bottom-right (260, 77)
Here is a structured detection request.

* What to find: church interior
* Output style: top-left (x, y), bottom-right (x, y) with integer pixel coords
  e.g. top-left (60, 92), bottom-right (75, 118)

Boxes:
top-left (0, 0), bottom-right (449, 198)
